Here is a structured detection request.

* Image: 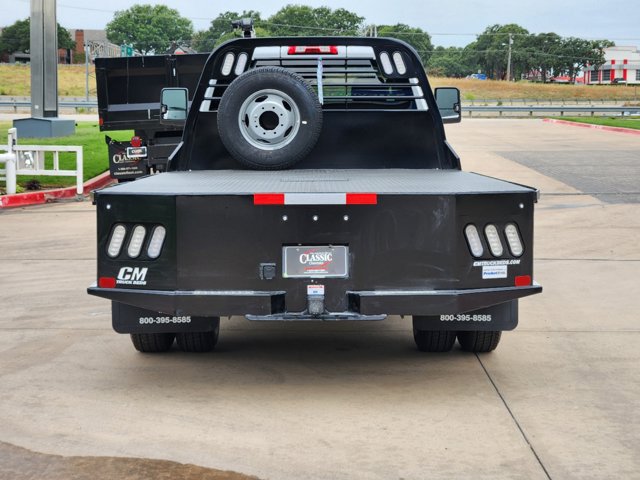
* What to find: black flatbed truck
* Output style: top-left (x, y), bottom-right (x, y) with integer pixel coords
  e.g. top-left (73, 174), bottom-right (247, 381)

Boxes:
top-left (88, 36), bottom-right (541, 354)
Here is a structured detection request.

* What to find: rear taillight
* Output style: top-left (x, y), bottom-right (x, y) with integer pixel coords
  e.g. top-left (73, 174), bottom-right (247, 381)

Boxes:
top-left (106, 223), bottom-right (167, 259)
top-left (107, 224), bottom-right (127, 258)
top-left (147, 226), bottom-right (167, 259)
top-left (505, 224), bottom-right (524, 257)
top-left (130, 136), bottom-right (142, 147)
top-left (127, 225), bottom-right (147, 258)
top-left (484, 224), bottom-right (504, 257)
top-left (287, 46), bottom-right (338, 55)
top-left (464, 224), bottom-right (484, 258)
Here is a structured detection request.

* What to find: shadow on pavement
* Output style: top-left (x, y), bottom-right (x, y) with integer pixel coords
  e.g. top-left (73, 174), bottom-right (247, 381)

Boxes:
top-left (0, 441), bottom-right (258, 480)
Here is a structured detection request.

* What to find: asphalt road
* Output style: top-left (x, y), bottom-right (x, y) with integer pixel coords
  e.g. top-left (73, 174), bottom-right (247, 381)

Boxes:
top-left (1, 119), bottom-right (639, 479)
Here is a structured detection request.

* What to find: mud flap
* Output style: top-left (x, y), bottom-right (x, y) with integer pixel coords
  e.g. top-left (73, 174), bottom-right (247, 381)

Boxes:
top-left (106, 136), bottom-right (148, 180)
top-left (412, 300), bottom-right (518, 331)
top-left (112, 302), bottom-right (218, 334)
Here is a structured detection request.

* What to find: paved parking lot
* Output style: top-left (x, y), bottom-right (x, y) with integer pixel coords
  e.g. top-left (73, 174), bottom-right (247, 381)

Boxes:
top-left (1, 119), bottom-right (639, 479)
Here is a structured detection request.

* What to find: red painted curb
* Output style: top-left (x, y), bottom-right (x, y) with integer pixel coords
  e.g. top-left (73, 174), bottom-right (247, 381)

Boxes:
top-left (543, 118), bottom-right (640, 136)
top-left (0, 171), bottom-right (115, 209)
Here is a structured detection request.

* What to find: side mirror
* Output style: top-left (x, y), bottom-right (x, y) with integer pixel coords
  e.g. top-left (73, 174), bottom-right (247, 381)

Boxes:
top-left (435, 87), bottom-right (461, 124)
top-left (160, 88), bottom-right (188, 125)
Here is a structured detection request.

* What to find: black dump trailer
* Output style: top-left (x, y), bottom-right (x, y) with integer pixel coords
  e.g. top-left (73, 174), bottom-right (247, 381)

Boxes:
top-left (95, 53), bottom-right (209, 180)
top-left (88, 37), bottom-right (541, 354)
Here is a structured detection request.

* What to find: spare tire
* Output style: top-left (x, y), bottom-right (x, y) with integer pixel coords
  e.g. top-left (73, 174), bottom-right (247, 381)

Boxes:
top-left (217, 66), bottom-right (323, 170)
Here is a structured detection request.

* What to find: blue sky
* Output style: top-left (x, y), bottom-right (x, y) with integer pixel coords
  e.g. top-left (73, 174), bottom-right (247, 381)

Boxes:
top-left (2, 0), bottom-right (639, 47)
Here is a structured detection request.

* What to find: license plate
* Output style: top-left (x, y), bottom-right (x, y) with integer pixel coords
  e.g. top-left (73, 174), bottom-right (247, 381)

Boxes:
top-left (283, 246), bottom-right (348, 278)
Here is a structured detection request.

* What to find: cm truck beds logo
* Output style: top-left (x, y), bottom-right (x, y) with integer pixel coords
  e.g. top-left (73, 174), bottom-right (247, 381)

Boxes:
top-left (117, 267), bottom-right (148, 285)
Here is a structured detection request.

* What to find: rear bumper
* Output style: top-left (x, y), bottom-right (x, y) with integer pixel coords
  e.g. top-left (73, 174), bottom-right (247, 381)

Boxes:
top-left (87, 283), bottom-right (542, 317)
top-left (349, 284), bottom-right (541, 315)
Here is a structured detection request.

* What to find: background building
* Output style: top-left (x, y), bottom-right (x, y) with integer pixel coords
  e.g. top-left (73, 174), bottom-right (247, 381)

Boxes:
top-left (61, 29), bottom-right (120, 63)
top-left (584, 46), bottom-right (640, 85)
top-left (0, 28), bottom-right (120, 63)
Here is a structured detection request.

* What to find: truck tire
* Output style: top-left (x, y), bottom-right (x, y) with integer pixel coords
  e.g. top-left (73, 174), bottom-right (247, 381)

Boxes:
top-left (130, 333), bottom-right (175, 353)
top-left (217, 66), bottom-right (322, 170)
top-left (176, 320), bottom-right (220, 353)
top-left (457, 331), bottom-right (502, 353)
top-left (412, 326), bottom-right (456, 352)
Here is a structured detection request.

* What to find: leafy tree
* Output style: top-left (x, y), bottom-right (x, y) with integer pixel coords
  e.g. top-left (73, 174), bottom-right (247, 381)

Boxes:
top-left (560, 37), bottom-right (592, 81)
top-left (551, 38), bottom-right (613, 82)
top-left (265, 5), bottom-right (364, 36)
top-left (0, 18), bottom-right (74, 54)
top-left (192, 10), bottom-right (263, 52)
top-left (106, 4), bottom-right (193, 54)
top-left (427, 46), bottom-right (476, 77)
top-left (468, 24), bottom-right (614, 82)
top-left (469, 24), bottom-right (530, 79)
top-left (585, 39), bottom-right (615, 71)
top-left (526, 33), bottom-right (565, 82)
top-left (376, 24), bottom-right (433, 64)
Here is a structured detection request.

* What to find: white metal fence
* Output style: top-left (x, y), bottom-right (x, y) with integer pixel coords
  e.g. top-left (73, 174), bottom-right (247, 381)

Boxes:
top-left (0, 128), bottom-right (83, 195)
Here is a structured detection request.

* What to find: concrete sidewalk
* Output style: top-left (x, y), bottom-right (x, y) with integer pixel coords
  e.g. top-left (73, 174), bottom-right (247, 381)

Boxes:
top-left (0, 119), bottom-right (638, 479)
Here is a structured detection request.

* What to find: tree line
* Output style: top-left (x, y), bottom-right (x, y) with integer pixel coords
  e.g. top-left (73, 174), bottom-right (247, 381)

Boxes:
top-left (0, 4), bottom-right (613, 82)
top-left (0, 18), bottom-right (74, 54)
top-left (429, 24), bottom-right (613, 81)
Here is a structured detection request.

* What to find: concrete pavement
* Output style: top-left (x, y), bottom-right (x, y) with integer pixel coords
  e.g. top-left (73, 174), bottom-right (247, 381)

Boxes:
top-left (0, 119), bottom-right (639, 479)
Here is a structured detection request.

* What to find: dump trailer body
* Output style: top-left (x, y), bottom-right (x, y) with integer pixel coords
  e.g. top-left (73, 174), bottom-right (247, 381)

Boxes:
top-left (95, 53), bottom-right (209, 178)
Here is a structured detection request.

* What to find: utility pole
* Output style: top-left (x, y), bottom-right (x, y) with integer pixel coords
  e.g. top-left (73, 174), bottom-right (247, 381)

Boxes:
top-left (506, 33), bottom-right (513, 82)
top-left (30, 0), bottom-right (58, 118)
top-left (14, 0), bottom-right (74, 137)
top-left (85, 41), bottom-right (90, 102)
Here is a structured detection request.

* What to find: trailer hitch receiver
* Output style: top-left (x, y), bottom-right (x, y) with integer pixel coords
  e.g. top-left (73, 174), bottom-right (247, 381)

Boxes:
top-left (307, 285), bottom-right (325, 316)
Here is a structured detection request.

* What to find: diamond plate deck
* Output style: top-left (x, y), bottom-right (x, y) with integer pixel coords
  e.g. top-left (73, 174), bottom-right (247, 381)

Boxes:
top-left (100, 169), bottom-right (535, 196)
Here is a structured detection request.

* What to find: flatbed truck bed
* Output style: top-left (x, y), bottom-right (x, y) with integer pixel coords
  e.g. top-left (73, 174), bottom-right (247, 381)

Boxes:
top-left (88, 36), bottom-right (541, 354)
top-left (99, 169), bottom-right (535, 196)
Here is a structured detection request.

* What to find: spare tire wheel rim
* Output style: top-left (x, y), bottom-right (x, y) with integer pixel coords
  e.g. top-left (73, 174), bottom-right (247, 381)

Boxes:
top-left (238, 89), bottom-right (301, 150)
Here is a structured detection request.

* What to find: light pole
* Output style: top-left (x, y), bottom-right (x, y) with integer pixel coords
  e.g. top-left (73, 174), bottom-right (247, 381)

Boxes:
top-left (506, 33), bottom-right (514, 81)
top-left (14, 0), bottom-right (74, 137)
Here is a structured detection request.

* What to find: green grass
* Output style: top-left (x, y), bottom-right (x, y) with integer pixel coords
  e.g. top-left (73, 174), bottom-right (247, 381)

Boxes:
top-left (560, 116), bottom-right (640, 130)
top-left (0, 122), bottom-right (132, 191)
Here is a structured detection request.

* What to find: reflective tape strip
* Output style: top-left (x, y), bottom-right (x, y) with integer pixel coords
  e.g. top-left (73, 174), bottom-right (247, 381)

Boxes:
top-left (254, 193), bottom-right (285, 205)
top-left (346, 193), bottom-right (378, 205)
top-left (286, 193), bottom-right (345, 205)
top-left (253, 193), bottom-right (378, 205)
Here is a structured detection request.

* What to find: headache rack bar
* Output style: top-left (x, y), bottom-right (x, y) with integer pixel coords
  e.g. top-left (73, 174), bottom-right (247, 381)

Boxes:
top-left (202, 82), bottom-right (413, 93)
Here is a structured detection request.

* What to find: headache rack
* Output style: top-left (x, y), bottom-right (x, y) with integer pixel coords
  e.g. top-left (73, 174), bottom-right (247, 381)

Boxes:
top-left (173, 37), bottom-right (451, 171)
top-left (197, 43), bottom-right (428, 113)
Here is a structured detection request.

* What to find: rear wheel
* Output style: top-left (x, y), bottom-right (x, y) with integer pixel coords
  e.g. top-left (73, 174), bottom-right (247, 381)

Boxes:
top-left (176, 319), bottom-right (220, 353)
top-left (457, 331), bottom-right (502, 353)
top-left (412, 321), bottom-right (456, 352)
top-left (130, 333), bottom-right (175, 353)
